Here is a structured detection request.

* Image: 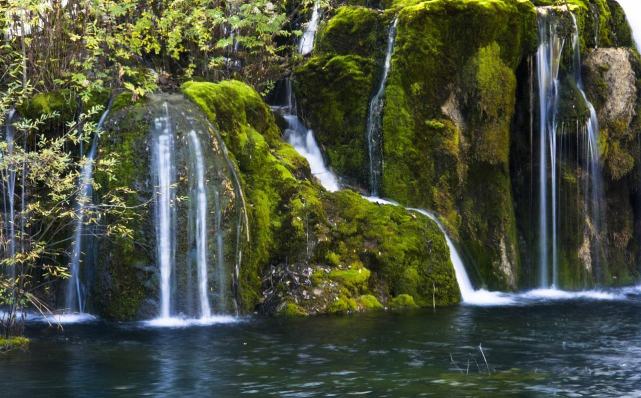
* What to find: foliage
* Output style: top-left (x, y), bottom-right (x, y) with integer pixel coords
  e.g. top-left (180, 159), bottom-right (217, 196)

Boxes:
top-left (0, 65), bottom-right (136, 338)
top-left (1, 0), bottom-right (303, 96)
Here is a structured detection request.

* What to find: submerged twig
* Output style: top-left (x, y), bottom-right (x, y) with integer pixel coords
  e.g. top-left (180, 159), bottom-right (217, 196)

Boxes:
top-left (479, 343), bottom-right (490, 374)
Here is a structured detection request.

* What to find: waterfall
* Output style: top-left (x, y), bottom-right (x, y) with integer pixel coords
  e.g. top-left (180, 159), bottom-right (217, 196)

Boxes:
top-left (299, 2), bottom-right (320, 56)
top-left (536, 8), bottom-right (564, 288)
top-left (364, 197), bottom-right (512, 305)
top-left (366, 18), bottom-right (398, 196)
top-left (275, 4), bottom-right (340, 193)
top-left (152, 103), bottom-right (177, 319)
top-left (283, 115), bottom-right (340, 192)
top-left (571, 13), bottom-right (604, 278)
top-left (3, 109), bottom-right (17, 280)
top-left (146, 97), bottom-right (243, 326)
top-left (65, 106), bottom-right (111, 314)
top-left (186, 130), bottom-right (212, 318)
top-left (616, 0), bottom-right (641, 51)
top-left (409, 209), bottom-right (475, 299)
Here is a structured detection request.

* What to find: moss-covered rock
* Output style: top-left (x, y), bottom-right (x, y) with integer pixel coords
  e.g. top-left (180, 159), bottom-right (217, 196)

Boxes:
top-left (183, 80), bottom-right (461, 315)
top-left (389, 293), bottom-right (418, 309)
top-left (0, 336), bottom-right (29, 352)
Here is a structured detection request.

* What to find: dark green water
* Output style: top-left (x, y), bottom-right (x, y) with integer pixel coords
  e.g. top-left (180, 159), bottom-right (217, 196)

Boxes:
top-left (2, 297), bottom-right (641, 397)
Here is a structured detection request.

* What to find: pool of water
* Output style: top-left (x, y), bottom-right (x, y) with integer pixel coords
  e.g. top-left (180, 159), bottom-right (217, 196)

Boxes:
top-left (3, 294), bottom-right (641, 397)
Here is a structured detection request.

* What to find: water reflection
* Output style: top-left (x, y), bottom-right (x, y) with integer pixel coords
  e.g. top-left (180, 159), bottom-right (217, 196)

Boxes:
top-left (3, 299), bottom-right (641, 397)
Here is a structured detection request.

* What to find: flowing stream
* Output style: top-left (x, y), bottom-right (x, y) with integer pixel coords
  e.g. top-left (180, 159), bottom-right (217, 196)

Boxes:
top-left (276, 5), bottom-right (340, 192)
top-left (283, 114), bottom-right (340, 192)
top-left (66, 106), bottom-right (112, 314)
top-left (298, 2), bottom-right (320, 56)
top-left (366, 18), bottom-right (398, 196)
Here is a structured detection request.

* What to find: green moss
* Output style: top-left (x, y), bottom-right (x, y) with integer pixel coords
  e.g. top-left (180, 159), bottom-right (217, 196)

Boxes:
top-left (93, 99), bottom-right (152, 320)
top-left (18, 88), bottom-right (110, 127)
top-left (329, 265), bottom-right (371, 290)
top-left (183, 80), bottom-right (328, 311)
top-left (0, 336), bottom-right (29, 352)
top-left (317, 6), bottom-right (387, 59)
top-left (19, 90), bottom-right (76, 120)
top-left (278, 302), bottom-right (308, 317)
top-left (358, 294), bottom-right (384, 310)
top-left (389, 294), bottom-right (418, 309)
top-left (320, 190), bottom-right (460, 306)
top-left (328, 295), bottom-right (359, 314)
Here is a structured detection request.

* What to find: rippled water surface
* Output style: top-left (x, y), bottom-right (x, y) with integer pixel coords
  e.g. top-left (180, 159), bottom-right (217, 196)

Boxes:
top-left (3, 296), bottom-right (641, 397)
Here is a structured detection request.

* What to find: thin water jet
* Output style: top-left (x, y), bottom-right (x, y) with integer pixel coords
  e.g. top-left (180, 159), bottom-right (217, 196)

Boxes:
top-left (366, 17), bottom-right (398, 196)
top-left (66, 105), bottom-right (112, 314)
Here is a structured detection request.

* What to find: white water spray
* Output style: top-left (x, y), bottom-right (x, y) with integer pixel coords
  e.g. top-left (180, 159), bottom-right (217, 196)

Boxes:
top-left (277, 3), bottom-right (340, 192)
top-left (299, 2), bottom-right (320, 56)
top-left (284, 115), bottom-right (339, 192)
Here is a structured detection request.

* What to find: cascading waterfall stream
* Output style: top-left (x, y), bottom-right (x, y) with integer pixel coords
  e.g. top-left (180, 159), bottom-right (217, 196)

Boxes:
top-left (152, 103), bottom-right (177, 320)
top-left (616, 0), bottom-right (641, 52)
top-left (366, 17), bottom-right (398, 196)
top-left (536, 8), bottom-right (564, 288)
top-left (287, 11), bottom-right (496, 303)
top-left (276, 3), bottom-right (340, 193)
top-left (187, 129), bottom-right (212, 319)
top-left (363, 197), bottom-right (512, 305)
top-left (66, 106), bottom-right (112, 314)
top-left (571, 13), bottom-right (604, 278)
top-left (299, 2), bottom-right (320, 56)
top-left (283, 115), bottom-right (340, 192)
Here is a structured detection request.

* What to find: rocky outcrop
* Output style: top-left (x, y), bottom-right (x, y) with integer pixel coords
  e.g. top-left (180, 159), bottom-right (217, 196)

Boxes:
top-left (585, 48), bottom-right (637, 126)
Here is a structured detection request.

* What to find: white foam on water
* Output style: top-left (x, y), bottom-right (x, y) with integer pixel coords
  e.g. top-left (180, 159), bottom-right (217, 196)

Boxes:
top-left (518, 288), bottom-right (625, 301)
top-left (143, 315), bottom-right (239, 328)
top-left (462, 289), bottom-right (516, 306)
top-left (37, 313), bottom-right (98, 324)
top-left (0, 312), bottom-right (98, 324)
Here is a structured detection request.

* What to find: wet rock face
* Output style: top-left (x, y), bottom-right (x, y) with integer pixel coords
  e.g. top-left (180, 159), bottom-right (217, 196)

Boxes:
top-left (585, 48), bottom-right (637, 126)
